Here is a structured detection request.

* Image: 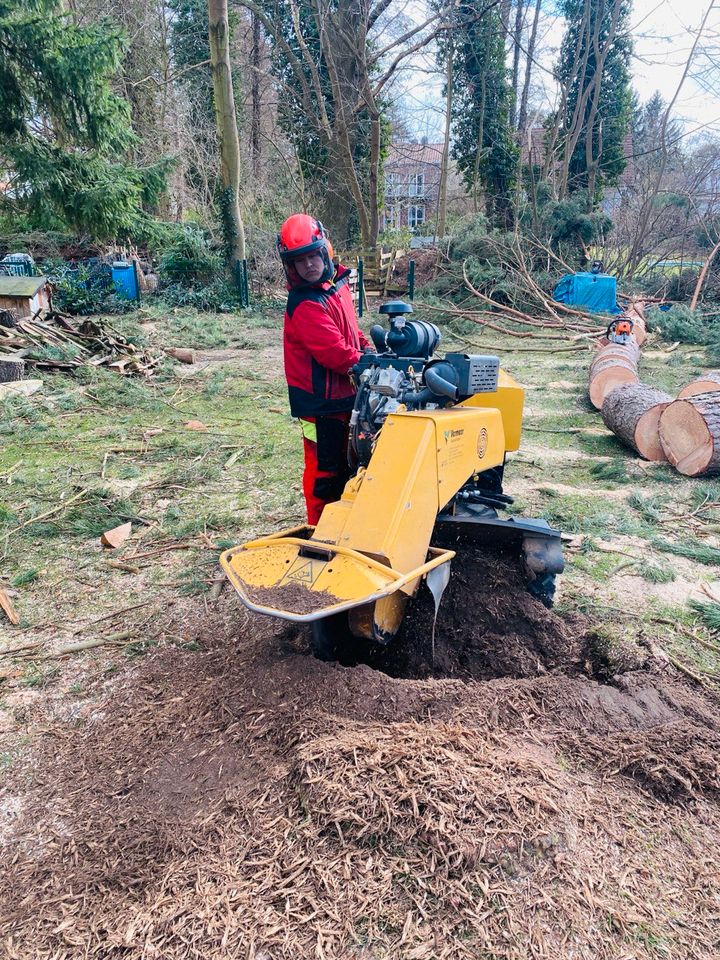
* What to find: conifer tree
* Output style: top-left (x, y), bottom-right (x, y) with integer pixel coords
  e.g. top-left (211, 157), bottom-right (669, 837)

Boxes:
top-left (0, 0), bottom-right (165, 236)
top-left (553, 0), bottom-right (632, 201)
top-left (449, 1), bottom-right (519, 230)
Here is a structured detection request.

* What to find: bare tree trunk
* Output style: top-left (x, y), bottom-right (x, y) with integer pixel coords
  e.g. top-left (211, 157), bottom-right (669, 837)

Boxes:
top-left (251, 12), bottom-right (262, 180)
top-left (208, 0), bottom-right (245, 264)
top-left (437, 47), bottom-right (453, 239)
top-left (518, 0), bottom-right (541, 136)
top-left (627, 3), bottom-right (714, 274)
top-left (510, 0), bottom-right (524, 128)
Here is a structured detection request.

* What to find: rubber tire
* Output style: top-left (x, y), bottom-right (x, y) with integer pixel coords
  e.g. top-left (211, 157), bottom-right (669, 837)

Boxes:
top-left (309, 612), bottom-right (349, 662)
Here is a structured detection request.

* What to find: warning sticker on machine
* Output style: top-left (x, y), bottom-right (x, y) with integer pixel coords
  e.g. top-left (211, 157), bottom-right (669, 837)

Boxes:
top-left (281, 557), bottom-right (327, 586)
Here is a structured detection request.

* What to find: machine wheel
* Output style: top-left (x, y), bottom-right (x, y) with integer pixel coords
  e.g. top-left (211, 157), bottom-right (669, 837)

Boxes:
top-left (309, 612), bottom-right (349, 662)
top-left (526, 572), bottom-right (557, 608)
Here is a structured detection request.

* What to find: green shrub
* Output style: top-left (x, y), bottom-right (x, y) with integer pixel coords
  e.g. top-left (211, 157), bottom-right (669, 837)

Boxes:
top-left (158, 277), bottom-right (241, 312)
top-left (159, 231), bottom-right (220, 285)
top-left (53, 267), bottom-right (136, 316)
top-left (646, 304), bottom-right (719, 345)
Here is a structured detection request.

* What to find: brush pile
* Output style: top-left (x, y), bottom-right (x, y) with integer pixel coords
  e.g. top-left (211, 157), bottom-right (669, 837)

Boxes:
top-left (0, 311), bottom-right (163, 376)
top-left (423, 233), bottom-right (613, 352)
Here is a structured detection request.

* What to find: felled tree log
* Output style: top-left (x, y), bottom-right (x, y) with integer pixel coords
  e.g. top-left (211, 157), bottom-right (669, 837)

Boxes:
top-left (678, 371), bottom-right (720, 399)
top-left (0, 356), bottom-right (25, 383)
top-left (625, 302), bottom-right (648, 346)
top-left (588, 341), bottom-right (640, 409)
top-left (659, 392), bottom-right (720, 476)
top-left (601, 383), bottom-right (673, 461)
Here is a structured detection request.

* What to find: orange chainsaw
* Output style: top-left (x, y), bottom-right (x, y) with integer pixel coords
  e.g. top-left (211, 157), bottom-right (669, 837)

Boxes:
top-left (606, 316), bottom-right (634, 344)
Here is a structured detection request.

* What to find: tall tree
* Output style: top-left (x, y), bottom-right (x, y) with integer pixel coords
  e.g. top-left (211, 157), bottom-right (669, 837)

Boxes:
top-left (235, 0), bottom-right (453, 249)
top-left (550, 0), bottom-right (632, 203)
top-left (208, 0), bottom-right (245, 264)
top-left (449, 0), bottom-right (519, 229)
top-left (0, 0), bottom-right (163, 236)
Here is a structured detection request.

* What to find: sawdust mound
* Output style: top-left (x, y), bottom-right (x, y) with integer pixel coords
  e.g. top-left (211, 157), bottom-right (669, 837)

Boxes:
top-left (3, 601), bottom-right (720, 959)
top-left (362, 549), bottom-right (589, 680)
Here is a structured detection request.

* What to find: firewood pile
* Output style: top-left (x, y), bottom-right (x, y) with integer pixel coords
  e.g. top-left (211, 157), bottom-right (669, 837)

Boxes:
top-left (0, 310), bottom-right (163, 376)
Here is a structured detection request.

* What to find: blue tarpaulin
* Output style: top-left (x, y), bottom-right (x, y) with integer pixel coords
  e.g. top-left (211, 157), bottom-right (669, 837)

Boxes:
top-left (552, 272), bottom-right (621, 314)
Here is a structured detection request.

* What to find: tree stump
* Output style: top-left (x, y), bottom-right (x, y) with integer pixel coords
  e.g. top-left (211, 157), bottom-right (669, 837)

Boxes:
top-left (0, 357), bottom-right (25, 384)
top-left (601, 382), bottom-right (673, 461)
top-left (588, 341), bottom-right (640, 409)
top-left (659, 392), bottom-right (720, 476)
top-left (678, 371), bottom-right (720, 399)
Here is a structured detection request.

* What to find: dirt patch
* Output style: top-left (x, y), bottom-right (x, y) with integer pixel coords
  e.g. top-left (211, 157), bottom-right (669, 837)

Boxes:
top-left (247, 580), bottom-right (340, 614)
top-left (357, 549), bottom-right (589, 681)
top-left (3, 597), bottom-right (720, 959)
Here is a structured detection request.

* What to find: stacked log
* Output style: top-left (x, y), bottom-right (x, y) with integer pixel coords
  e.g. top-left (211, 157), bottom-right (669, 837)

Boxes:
top-left (585, 300), bottom-right (720, 475)
top-left (601, 384), bottom-right (673, 461)
top-left (588, 339), bottom-right (640, 410)
top-left (658, 393), bottom-right (720, 476)
top-left (678, 371), bottom-right (720, 398)
top-left (0, 356), bottom-right (25, 384)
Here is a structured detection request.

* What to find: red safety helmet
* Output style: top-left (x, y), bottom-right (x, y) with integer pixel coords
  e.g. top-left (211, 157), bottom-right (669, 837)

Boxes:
top-left (277, 213), bottom-right (334, 287)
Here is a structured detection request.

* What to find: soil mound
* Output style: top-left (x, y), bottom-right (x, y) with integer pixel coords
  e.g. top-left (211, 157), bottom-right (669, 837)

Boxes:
top-left (360, 550), bottom-right (589, 680)
top-left (2, 597), bottom-right (720, 959)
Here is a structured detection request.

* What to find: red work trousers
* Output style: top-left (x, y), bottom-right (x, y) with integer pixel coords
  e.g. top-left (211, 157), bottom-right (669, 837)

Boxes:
top-left (299, 413), bottom-right (351, 525)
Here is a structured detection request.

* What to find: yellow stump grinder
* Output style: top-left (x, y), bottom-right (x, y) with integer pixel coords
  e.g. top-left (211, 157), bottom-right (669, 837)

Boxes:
top-left (221, 301), bottom-right (563, 658)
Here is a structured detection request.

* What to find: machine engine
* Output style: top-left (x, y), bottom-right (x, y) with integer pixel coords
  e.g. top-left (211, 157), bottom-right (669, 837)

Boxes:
top-left (350, 301), bottom-right (500, 469)
top-left (348, 301), bottom-right (563, 609)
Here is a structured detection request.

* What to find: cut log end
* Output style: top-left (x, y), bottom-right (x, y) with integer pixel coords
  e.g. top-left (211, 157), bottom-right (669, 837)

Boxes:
top-left (589, 368), bottom-right (639, 410)
top-left (659, 398), bottom-right (718, 476)
top-left (635, 407), bottom-right (669, 461)
top-left (678, 371), bottom-right (720, 399)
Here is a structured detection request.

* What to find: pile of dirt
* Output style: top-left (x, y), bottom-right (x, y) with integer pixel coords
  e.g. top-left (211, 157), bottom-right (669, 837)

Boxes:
top-left (2, 590), bottom-right (720, 959)
top-left (360, 550), bottom-right (590, 680)
top-left (390, 248), bottom-right (439, 289)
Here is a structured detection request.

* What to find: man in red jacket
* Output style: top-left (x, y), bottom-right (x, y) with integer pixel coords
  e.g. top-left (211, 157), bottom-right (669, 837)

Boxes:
top-left (277, 214), bottom-right (372, 524)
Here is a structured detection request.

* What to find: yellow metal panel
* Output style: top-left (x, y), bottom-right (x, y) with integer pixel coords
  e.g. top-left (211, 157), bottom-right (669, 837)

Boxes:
top-left (432, 407), bottom-right (506, 509)
top-left (458, 369), bottom-right (524, 451)
top-left (338, 414), bottom-right (439, 578)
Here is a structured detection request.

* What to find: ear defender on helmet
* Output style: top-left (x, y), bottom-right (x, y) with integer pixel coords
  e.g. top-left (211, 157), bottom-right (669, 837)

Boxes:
top-left (277, 214), bottom-right (335, 287)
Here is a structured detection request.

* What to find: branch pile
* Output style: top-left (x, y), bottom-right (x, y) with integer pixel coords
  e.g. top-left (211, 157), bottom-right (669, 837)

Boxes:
top-left (0, 311), bottom-right (163, 376)
top-left (426, 249), bottom-right (609, 353)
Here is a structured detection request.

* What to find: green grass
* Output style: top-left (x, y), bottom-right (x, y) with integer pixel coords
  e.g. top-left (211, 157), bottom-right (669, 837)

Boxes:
top-left (688, 599), bottom-right (720, 631)
top-left (653, 539), bottom-right (720, 566)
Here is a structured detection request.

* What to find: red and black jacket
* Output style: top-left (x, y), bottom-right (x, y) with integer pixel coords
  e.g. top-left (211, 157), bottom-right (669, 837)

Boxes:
top-left (283, 266), bottom-right (370, 418)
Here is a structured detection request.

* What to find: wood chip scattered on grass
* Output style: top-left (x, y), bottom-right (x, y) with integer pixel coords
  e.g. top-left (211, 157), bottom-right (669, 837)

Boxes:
top-left (0, 586), bottom-right (20, 625)
top-left (100, 521), bottom-right (133, 549)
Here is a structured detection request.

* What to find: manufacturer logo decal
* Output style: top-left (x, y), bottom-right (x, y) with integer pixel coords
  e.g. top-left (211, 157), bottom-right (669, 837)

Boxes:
top-left (477, 427), bottom-right (488, 458)
top-left (443, 428), bottom-right (464, 444)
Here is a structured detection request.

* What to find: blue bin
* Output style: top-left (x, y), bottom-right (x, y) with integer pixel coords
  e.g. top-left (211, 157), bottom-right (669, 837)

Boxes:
top-left (112, 261), bottom-right (139, 300)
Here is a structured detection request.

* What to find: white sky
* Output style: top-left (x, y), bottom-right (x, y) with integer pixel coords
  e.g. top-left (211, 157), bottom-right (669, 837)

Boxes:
top-left (395, 0), bottom-right (720, 142)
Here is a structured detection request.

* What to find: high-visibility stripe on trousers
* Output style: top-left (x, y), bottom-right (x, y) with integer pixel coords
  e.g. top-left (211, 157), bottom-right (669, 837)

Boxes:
top-left (298, 413), bottom-right (351, 525)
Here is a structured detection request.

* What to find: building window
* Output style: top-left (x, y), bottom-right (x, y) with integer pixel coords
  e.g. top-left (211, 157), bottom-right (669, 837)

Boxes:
top-left (409, 172), bottom-right (425, 197)
top-left (385, 204), bottom-right (398, 228)
top-left (386, 172), bottom-right (400, 199)
top-left (408, 205), bottom-right (425, 229)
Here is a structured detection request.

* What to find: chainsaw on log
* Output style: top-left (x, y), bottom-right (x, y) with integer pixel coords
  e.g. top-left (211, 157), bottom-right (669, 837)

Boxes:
top-left (220, 301), bottom-right (564, 657)
top-left (606, 316), bottom-right (634, 344)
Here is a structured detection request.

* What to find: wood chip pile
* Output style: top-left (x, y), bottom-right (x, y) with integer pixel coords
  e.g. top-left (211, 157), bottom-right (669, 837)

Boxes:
top-left (2, 600), bottom-right (720, 959)
top-left (0, 311), bottom-right (163, 376)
